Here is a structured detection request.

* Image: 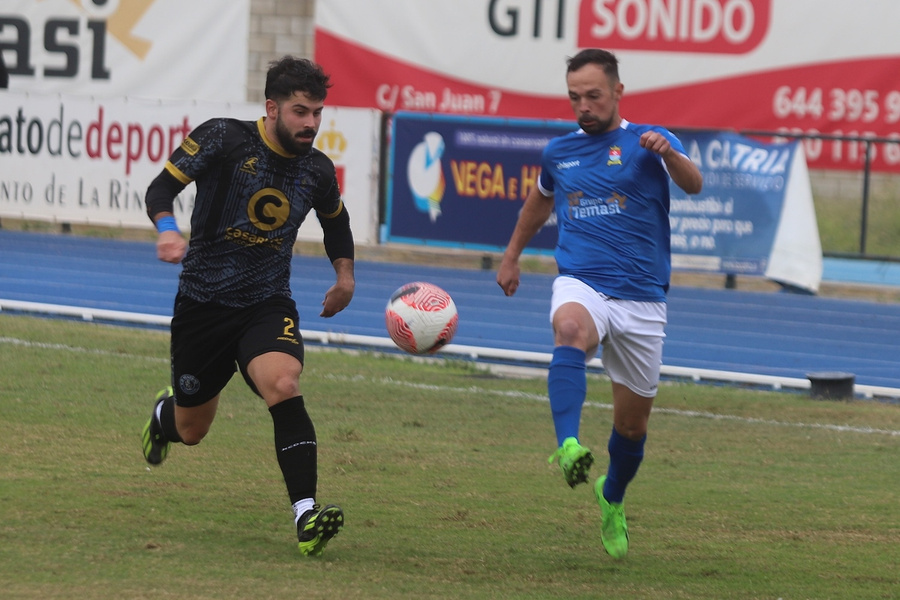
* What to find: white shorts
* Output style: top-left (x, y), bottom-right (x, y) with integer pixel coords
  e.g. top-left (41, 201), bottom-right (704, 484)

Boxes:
top-left (550, 276), bottom-right (667, 397)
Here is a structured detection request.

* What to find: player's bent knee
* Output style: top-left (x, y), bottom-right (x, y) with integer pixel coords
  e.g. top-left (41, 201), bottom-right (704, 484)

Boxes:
top-left (178, 423), bottom-right (211, 446)
top-left (615, 423), bottom-right (648, 441)
top-left (179, 432), bottom-right (205, 446)
top-left (260, 376), bottom-right (300, 403)
top-left (553, 320), bottom-right (592, 348)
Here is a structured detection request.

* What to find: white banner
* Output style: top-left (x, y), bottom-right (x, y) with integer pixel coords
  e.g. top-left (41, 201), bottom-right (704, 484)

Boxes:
top-left (0, 92), bottom-right (381, 244)
top-left (765, 143), bottom-right (822, 292)
top-left (309, 106), bottom-right (382, 245)
top-left (1, 0), bottom-right (248, 101)
top-left (315, 0), bottom-right (900, 172)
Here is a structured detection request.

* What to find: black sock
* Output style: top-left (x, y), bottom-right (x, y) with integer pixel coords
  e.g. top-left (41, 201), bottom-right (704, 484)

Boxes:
top-left (269, 395), bottom-right (317, 505)
top-left (158, 394), bottom-right (182, 443)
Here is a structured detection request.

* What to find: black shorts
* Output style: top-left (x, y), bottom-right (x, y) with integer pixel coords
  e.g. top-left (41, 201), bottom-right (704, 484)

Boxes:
top-left (169, 293), bottom-right (305, 407)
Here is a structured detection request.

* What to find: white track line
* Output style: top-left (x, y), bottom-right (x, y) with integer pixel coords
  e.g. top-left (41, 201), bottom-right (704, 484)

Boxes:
top-left (324, 375), bottom-right (900, 438)
top-left (3, 298), bottom-right (900, 400)
top-left (3, 336), bottom-right (898, 437)
top-left (0, 336), bottom-right (168, 362)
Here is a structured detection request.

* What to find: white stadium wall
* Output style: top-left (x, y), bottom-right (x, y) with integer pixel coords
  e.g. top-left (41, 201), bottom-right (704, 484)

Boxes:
top-left (0, 92), bottom-right (381, 244)
top-left (0, 1), bottom-right (380, 244)
top-left (3, 0), bottom-right (898, 248)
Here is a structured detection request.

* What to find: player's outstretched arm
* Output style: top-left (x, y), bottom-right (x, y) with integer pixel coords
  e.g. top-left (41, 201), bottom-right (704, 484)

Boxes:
top-left (497, 185), bottom-right (554, 297)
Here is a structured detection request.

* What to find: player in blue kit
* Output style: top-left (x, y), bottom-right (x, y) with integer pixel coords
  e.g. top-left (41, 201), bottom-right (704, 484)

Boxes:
top-left (497, 48), bottom-right (702, 559)
top-left (140, 56), bottom-right (354, 557)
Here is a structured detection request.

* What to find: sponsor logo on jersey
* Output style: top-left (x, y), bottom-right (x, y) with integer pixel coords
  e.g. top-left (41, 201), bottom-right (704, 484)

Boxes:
top-left (240, 157), bottom-right (259, 175)
top-left (180, 137), bottom-right (200, 156)
top-left (225, 227), bottom-right (283, 250)
top-left (247, 189), bottom-right (290, 231)
top-left (556, 160), bottom-right (580, 170)
top-left (567, 191), bottom-right (627, 219)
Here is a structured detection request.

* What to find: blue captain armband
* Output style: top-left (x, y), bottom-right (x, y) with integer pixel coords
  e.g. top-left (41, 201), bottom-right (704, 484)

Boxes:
top-left (156, 216), bottom-right (180, 234)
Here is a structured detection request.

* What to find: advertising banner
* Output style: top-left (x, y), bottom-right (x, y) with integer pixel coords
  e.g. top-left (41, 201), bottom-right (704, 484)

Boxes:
top-left (1, 0), bottom-right (248, 102)
top-left (386, 113), bottom-right (821, 291)
top-left (0, 92), bottom-right (381, 244)
top-left (315, 0), bottom-right (900, 172)
top-left (385, 112), bottom-right (571, 250)
top-left (672, 130), bottom-right (822, 292)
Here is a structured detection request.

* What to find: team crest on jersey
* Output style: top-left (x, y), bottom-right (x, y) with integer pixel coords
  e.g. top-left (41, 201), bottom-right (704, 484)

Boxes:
top-left (240, 157), bottom-right (259, 175)
top-left (179, 374), bottom-right (200, 395)
top-left (607, 146), bottom-right (622, 166)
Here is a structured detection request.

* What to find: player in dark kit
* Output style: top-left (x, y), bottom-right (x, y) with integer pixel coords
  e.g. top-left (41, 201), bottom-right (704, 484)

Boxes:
top-left (140, 56), bottom-right (354, 557)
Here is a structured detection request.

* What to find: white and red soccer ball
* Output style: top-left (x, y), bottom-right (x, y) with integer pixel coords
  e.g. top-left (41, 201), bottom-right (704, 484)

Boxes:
top-left (385, 282), bottom-right (458, 355)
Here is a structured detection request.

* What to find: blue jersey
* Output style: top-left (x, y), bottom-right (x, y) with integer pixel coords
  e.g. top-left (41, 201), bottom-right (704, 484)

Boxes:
top-left (539, 119), bottom-right (686, 302)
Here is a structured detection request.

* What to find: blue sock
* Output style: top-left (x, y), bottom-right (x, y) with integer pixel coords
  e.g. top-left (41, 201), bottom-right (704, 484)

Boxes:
top-left (547, 346), bottom-right (587, 447)
top-left (603, 426), bottom-right (645, 503)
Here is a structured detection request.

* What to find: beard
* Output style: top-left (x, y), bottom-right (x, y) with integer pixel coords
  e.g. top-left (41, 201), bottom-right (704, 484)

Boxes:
top-left (274, 115), bottom-right (316, 155)
top-left (578, 114), bottom-right (615, 135)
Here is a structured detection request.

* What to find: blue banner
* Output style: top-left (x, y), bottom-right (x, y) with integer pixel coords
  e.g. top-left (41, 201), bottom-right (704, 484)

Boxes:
top-left (670, 131), bottom-right (800, 276)
top-left (384, 112), bottom-right (572, 251)
top-left (385, 116), bottom-right (807, 281)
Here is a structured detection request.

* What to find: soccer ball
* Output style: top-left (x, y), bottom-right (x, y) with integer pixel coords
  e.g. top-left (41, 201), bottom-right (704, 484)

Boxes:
top-left (385, 281), bottom-right (459, 355)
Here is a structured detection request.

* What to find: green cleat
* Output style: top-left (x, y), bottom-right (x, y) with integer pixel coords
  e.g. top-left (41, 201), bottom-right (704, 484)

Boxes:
top-left (297, 504), bottom-right (344, 557)
top-left (548, 437), bottom-right (594, 488)
top-left (141, 387), bottom-right (173, 466)
top-left (594, 475), bottom-right (629, 559)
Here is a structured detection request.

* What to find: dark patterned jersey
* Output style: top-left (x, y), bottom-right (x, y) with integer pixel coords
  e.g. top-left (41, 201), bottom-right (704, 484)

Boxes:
top-left (164, 117), bottom-right (343, 307)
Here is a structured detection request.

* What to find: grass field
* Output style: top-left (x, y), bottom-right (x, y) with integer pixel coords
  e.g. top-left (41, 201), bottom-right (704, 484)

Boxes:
top-left (1, 313), bottom-right (898, 600)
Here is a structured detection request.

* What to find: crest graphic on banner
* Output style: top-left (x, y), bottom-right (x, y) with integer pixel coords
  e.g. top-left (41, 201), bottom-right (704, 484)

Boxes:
top-left (406, 132), bottom-right (446, 223)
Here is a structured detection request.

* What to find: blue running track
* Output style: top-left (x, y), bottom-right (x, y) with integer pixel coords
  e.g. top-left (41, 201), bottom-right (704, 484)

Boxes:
top-left (1, 230), bottom-right (898, 396)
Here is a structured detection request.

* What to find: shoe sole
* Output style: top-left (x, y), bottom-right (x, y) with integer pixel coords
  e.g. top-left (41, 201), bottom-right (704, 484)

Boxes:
top-left (564, 451), bottom-right (594, 488)
top-left (298, 505), bottom-right (344, 557)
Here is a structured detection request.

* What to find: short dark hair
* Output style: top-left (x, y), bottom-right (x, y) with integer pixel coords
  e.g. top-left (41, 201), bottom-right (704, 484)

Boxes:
top-left (566, 48), bottom-right (619, 83)
top-left (264, 56), bottom-right (332, 102)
